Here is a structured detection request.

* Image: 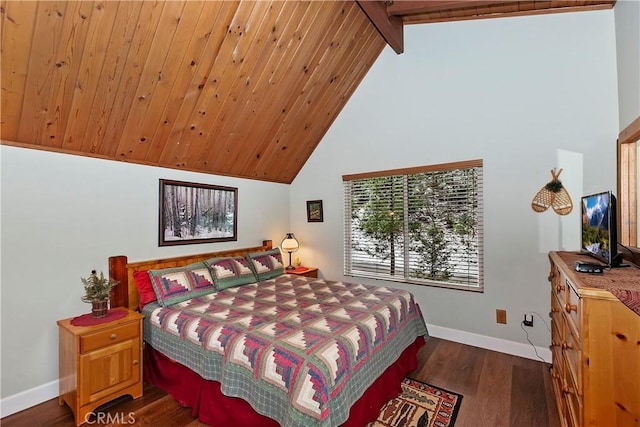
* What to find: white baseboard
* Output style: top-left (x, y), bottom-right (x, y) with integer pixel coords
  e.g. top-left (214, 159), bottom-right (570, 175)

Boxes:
top-left (427, 324), bottom-right (552, 363)
top-left (0, 379), bottom-right (59, 418)
top-left (1, 327), bottom-right (550, 418)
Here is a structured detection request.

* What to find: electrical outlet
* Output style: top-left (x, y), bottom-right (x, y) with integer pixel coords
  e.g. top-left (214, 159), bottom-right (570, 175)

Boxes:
top-left (523, 314), bottom-right (533, 327)
top-left (496, 309), bottom-right (507, 324)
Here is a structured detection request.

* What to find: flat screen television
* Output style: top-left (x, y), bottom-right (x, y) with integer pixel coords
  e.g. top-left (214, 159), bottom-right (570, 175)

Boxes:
top-left (580, 190), bottom-right (622, 267)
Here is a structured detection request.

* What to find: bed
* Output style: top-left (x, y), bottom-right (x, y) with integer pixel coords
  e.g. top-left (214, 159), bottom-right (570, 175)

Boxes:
top-left (108, 240), bottom-right (428, 427)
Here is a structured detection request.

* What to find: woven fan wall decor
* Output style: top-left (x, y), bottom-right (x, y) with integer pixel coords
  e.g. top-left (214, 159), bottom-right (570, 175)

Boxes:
top-left (531, 168), bottom-right (573, 215)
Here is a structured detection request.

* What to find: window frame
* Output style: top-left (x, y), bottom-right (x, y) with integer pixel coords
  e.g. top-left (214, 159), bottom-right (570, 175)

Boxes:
top-left (343, 159), bottom-right (484, 292)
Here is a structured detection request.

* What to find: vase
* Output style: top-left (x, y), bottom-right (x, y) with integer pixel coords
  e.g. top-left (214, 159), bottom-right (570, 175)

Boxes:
top-left (91, 301), bottom-right (109, 318)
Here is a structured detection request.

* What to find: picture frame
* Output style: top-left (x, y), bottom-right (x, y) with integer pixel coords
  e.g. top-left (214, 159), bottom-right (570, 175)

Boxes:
top-left (306, 200), bottom-right (324, 222)
top-left (159, 179), bottom-right (238, 246)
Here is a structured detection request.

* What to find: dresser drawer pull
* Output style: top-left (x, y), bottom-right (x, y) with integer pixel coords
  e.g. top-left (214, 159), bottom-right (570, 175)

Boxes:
top-left (555, 284), bottom-right (563, 293)
top-left (562, 385), bottom-right (576, 395)
top-left (133, 360), bottom-right (139, 365)
top-left (110, 333), bottom-right (117, 340)
top-left (551, 341), bottom-right (561, 347)
top-left (561, 342), bottom-right (573, 350)
top-left (565, 303), bottom-right (577, 313)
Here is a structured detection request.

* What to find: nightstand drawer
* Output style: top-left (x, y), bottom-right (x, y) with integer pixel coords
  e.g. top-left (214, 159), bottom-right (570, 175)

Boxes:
top-left (80, 322), bottom-right (139, 353)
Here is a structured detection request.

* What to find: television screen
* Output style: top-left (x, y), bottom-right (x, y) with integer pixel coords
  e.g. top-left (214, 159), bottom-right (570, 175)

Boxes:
top-left (581, 191), bottom-right (619, 266)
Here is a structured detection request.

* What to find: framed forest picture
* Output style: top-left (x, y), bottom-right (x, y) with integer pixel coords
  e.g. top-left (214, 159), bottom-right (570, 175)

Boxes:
top-left (159, 179), bottom-right (238, 246)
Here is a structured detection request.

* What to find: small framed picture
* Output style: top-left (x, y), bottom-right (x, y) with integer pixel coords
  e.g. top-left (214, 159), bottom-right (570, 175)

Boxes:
top-left (306, 200), bottom-right (323, 222)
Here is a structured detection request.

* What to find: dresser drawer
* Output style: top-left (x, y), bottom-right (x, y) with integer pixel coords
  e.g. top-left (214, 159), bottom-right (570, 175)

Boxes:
top-left (565, 283), bottom-right (581, 336)
top-left (551, 268), bottom-right (567, 304)
top-left (563, 357), bottom-right (582, 427)
top-left (562, 317), bottom-right (581, 393)
top-left (80, 322), bottom-right (139, 353)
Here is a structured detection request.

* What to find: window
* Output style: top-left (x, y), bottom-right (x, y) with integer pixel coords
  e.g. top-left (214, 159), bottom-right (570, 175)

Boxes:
top-left (343, 160), bottom-right (483, 291)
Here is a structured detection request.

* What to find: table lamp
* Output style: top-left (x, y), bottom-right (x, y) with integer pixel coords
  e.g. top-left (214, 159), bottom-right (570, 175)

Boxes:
top-left (281, 233), bottom-right (299, 270)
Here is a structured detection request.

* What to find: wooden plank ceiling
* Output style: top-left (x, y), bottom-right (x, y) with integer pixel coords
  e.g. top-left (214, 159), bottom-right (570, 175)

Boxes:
top-left (0, 1), bottom-right (615, 184)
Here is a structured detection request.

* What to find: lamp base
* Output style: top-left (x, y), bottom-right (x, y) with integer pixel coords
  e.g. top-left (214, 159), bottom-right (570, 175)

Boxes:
top-left (285, 252), bottom-right (295, 270)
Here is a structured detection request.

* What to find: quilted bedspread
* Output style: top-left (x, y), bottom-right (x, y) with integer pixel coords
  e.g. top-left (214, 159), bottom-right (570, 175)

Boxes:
top-left (142, 274), bottom-right (428, 427)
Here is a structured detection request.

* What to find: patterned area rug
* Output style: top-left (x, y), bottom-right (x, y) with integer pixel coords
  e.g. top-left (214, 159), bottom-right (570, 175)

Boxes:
top-left (369, 378), bottom-right (463, 427)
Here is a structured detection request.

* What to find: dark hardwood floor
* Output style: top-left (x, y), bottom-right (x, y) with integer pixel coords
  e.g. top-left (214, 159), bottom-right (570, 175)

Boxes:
top-left (1, 337), bottom-right (560, 427)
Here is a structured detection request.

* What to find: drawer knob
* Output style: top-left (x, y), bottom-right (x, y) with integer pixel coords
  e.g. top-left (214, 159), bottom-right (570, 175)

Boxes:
top-left (561, 342), bottom-right (573, 350)
top-left (562, 385), bottom-right (575, 395)
top-left (565, 303), bottom-right (577, 313)
top-left (555, 284), bottom-right (563, 293)
top-left (551, 341), bottom-right (561, 347)
top-left (110, 333), bottom-right (117, 340)
top-left (133, 360), bottom-right (139, 365)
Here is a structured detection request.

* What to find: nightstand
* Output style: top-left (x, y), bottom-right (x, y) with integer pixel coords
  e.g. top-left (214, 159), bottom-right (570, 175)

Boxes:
top-left (287, 266), bottom-right (319, 278)
top-left (57, 308), bottom-right (144, 426)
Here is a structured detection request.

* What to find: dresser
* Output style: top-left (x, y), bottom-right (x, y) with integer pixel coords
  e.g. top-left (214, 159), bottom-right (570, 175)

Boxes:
top-left (57, 308), bottom-right (144, 425)
top-left (548, 252), bottom-right (640, 427)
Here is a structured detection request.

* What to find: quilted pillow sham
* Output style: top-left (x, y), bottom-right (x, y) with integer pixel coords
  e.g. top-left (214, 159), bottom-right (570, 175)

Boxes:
top-left (246, 248), bottom-right (285, 281)
top-left (148, 262), bottom-right (216, 306)
top-left (204, 256), bottom-right (257, 291)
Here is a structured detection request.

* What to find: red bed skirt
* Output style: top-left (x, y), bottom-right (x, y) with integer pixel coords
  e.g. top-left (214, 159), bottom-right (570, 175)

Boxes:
top-left (143, 336), bottom-right (425, 426)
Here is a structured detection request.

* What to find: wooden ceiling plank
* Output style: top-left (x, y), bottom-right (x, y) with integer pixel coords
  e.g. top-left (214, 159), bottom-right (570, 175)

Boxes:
top-left (218, 1), bottom-right (329, 176)
top-left (270, 31), bottom-right (382, 182)
top-left (253, 3), bottom-right (374, 181)
top-left (183, 1), bottom-right (285, 171)
top-left (41, 1), bottom-right (95, 150)
top-left (191, 1), bottom-right (291, 174)
top-left (355, 0), bottom-right (403, 54)
top-left (236, 1), bottom-right (355, 179)
top-left (0, 1), bottom-right (38, 141)
top-left (226, 3), bottom-right (320, 174)
top-left (269, 14), bottom-right (383, 182)
top-left (123, 0), bottom-right (209, 162)
top-left (78, 1), bottom-right (144, 155)
top-left (149, 1), bottom-right (240, 165)
top-left (60, 1), bottom-right (123, 152)
top-left (165, 0), bottom-right (262, 168)
top-left (16, 1), bottom-right (68, 145)
top-left (113, 1), bottom-right (188, 161)
top-left (142, 1), bottom-right (234, 163)
top-left (285, 29), bottom-right (385, 182)
top-left (103, 1), bottom-right (167, 158)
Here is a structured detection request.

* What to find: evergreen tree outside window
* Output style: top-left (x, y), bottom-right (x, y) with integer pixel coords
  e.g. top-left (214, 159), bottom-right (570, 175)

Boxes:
top-left (343, 160), bottom-right (483, 291)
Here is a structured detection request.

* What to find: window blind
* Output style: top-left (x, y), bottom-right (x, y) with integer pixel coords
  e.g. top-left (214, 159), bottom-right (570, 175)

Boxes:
top-left (343, 160), bottom-right (483, 291)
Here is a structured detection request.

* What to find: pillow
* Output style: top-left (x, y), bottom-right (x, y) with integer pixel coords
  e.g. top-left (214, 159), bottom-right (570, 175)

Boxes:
top-left (246, 248), bottom-right (285, 281)
top-left (148, 262), bottom-right (216, 306)
top-left (204, 256), bottom-right (257, 291)
top-left (133, 270), bottom-right (157, 310)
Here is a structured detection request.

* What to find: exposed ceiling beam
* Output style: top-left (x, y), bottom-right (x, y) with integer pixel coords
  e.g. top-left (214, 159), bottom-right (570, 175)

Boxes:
top-left (386, 0), bottom-right (507, 16)
top-left (356, 0), bottom-right (404, 54)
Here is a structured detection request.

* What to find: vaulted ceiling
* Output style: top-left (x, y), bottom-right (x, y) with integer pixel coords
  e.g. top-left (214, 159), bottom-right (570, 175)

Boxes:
top-left (0, 1), bottom-right (615, 183)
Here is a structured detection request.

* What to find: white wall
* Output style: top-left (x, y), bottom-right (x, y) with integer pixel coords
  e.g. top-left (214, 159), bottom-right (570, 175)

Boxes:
top-left (615, 0), bottom-right (640, 130)
top-left (291, 10), bottom-right (619, 355)
top-left (0, 145), bottom-right (290, 405)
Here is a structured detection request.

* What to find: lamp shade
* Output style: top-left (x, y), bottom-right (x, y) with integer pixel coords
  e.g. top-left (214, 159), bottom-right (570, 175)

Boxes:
top-left (281, 233), bottom-right (299, 252)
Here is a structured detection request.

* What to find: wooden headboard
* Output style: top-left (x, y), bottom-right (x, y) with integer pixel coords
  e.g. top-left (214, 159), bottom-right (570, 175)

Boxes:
top-left (108, 240), bottom-right (273, 311)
